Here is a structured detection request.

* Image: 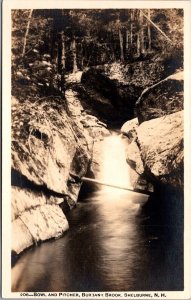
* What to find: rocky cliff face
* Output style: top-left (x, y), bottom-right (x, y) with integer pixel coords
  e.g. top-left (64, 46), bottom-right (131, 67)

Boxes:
top-left (12, 186), bottom-right (69, 255)
top-left (81, 66), bottom-right (142, 123)
top-left (122, 71), bottom-right (184, 193)
top-left (136, 111), bottom-right (183, 188)
top-left (11, 88), bottom-right (110, 256)
top-left (136, 71), bottom-right (183, 124)
top-left (12, 96), bottom-right (90, 201)
top-left (125, 112), bottom-right (183, 190)
top-left (80, 60), bottom-right (179, 124)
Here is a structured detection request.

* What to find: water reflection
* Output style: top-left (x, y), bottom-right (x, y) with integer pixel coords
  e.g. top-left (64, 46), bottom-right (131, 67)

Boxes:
top-left (97, 191), bottom-right (142, 290)
top-left (12, 134), bottom-right (183, 292)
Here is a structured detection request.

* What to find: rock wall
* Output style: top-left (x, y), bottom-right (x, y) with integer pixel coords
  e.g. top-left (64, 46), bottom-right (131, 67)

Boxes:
top-left (12, 186), bottom-right (69, 255)
top-left (12, 96), bottom-right (90, 201)
top-left (122, 71), bottom-right (184, 193)
top-left (121, 117), bottom-right (154, 193)
top-left (136, 111), bottom-right (183, 188)
top-left (81, 66), bottom-right (142, 123)
top-left (80, 60), bottom-right (181, 124)
top-left (121, 118), bottom-right (138, 141)
top-left (11, 89), bottom-right (110, 256)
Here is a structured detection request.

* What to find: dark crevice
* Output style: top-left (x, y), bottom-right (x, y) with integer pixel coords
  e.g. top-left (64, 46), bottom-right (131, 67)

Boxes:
top-left (31, 128), bottom-right (49, 143)
top-left (11, 168), bottom-right (66, 199)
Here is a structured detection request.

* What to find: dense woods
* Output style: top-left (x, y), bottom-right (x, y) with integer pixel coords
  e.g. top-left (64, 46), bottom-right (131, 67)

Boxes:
top-left (12, 9), bottom-right (183, 98)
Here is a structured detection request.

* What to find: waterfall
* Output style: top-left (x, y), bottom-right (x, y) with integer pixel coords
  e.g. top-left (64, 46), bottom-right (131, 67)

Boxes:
top-left (98, 132), bottom-right (133, 194)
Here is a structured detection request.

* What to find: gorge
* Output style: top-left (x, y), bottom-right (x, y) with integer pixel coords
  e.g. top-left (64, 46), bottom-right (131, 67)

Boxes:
top-left (11, 8), bottom-right (184, 292)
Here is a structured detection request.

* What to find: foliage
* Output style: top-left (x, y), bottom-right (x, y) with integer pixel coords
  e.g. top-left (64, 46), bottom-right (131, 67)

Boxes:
top-left (12, 9), bottom-right (183, 98)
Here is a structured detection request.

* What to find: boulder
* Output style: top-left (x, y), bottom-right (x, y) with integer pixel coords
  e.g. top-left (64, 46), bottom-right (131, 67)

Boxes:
top-left (124, 138), bottom-right (154, 193)
top-left (80, 61), bottom-right (180, 125)
top-left (121, 118), bottom-right (138, 141)
top-left (11, 96), bottom-right (92, 254)
top-left (81, 67), bottom-right (119, 103)
top-left (12, 187), bottom-right (69, 255)
top-left (74, 82), bottom-right (121, 124)
top-left (136, 111), bottom-right (183, 189)
top-left (81, 67), bottom-right (142, 122)
top-left (11, 97), bottom-right (91, 202)
top-left (128, 169), bottom-right (154, 193)
top-left (126, 141), bottom-right (144, 175)
top-left (136, 71), bottom-right (183, 124)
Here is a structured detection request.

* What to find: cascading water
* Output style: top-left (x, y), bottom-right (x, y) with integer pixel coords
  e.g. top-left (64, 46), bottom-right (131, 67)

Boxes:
top-left (11, 132), bottom-right (183, 292)
top-left (99, 132), bottom-right (132, 188)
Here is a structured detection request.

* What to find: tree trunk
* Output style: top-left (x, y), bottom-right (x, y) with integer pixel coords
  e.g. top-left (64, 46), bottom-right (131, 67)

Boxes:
top-left (119, 28), bottom-right (124, 62)
top-left (141, 9), bottom-right (173, 44)
top-left (130, 10), bottom-right (133, 47)
top-left (147, 9), bottom-right (151, 51)
top-left (126, 30), bottom-right (129, 50)
top-left (57, 32), bottom-right (65, 93)
top-left (22, 9), bottom-right (33, 57)
top-left (72, 37), bottom-right (78, 73)
top-left (60, 31), bottom-right (65, 93)
top-left (79, 43), bottom-right (84, 70)
top-left (61, 31), bottom-right (66, 70)
top-left (51, 17), bottom-right (57, 62)
top-left (125, 29), bottom-right (130, 60)
top-left (140, 10), bottom-right (145, 53)
top-left (137, 32), bottom-right (141, 56)
top-left (81, 56), bottom-right (84, 70)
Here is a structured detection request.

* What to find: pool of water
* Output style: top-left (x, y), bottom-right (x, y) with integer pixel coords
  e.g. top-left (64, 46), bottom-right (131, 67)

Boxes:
top-left (12, 133), bottom-right (183, 292)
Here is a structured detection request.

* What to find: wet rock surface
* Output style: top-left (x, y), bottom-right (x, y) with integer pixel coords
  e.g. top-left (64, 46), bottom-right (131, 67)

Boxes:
top-left (121, 117), bottom-right (138, 141)
top-left (11, 96), bottom-right (88, 254)
top-left (126, 141), bottom-right (144, 175)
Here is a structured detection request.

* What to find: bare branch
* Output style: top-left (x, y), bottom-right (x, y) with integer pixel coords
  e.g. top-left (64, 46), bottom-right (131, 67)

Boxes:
top-left (140, 9), bottom-right (174, 45)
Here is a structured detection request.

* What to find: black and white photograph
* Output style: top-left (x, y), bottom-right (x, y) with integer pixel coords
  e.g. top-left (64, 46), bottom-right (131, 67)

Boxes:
top-left (2, 1), bottom-right (191, 299)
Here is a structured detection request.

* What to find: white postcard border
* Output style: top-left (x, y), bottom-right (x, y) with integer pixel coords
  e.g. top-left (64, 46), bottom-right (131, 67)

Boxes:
top-left (2, 1), bottom-right (191, 299)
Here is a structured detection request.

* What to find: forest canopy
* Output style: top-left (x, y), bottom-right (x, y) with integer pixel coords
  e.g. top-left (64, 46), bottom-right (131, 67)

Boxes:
top-left (12, 9), bottom-right (183, 97)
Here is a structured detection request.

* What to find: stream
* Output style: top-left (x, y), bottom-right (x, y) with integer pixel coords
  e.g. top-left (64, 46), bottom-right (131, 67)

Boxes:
top-left (12, 133), bottom-right (183, 292)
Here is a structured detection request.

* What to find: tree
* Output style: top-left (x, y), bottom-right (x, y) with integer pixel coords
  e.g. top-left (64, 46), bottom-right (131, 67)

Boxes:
top-left (147, 9), bottom-right (152, 51)
top-left (22, 10), bottom-right (33, 57)
top-left (12, 8), bottom-right (183, 99)
top-left (139, 10), bottom-right (145, 54)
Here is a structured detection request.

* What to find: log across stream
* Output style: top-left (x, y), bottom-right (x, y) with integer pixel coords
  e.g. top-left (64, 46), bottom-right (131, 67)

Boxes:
top-left (81, 177), bottom-right (152, 195)
top-left (11, 133), bottom-right (183, 292)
